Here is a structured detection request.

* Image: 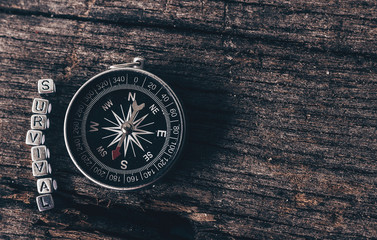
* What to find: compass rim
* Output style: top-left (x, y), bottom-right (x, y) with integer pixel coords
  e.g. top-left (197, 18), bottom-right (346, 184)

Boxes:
top-left (64, 67), bottom-right (186, 191)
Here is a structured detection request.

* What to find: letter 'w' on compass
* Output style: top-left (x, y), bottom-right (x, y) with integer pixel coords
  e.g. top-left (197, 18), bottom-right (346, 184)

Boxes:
top-left (111, 100), bottom-right (145, 160)
top-left (64, 57), bottom-right (186, 190)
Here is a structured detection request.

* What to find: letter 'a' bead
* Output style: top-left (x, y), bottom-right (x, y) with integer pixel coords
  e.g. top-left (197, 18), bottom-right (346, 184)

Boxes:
top-left (37, 178), bottom-right (57, 194)
top-left (38, 79), bottom-right (56, 95)
top-left (36, 194), bottom-right (54, 212)
top-left (25, 130), bottom-right (45, 146)
top-left (32, 98), bottom-right (51, 114)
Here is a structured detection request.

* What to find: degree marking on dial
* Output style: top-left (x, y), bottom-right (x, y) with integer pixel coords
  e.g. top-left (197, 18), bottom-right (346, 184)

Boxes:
top-left (142, 77), bottom-right (147, 87)
top-left (165, 102), bottom-right (173, 108)
top-left (155, 87), bottom-right (162, 95)
top-left (90, 162), bottom-right (97, 170)
top-left (171, 120), bottom-right (179, 123)
top-left (78, 151), bottom-right (87, 156)
top-left (108, 78), bottom-right (112, 87)
top-left (153, 163), bottom-right (159, 171)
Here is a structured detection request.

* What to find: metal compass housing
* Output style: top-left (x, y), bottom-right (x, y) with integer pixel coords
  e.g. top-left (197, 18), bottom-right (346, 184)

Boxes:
top-left (64, 58), bottom-right (186, 190)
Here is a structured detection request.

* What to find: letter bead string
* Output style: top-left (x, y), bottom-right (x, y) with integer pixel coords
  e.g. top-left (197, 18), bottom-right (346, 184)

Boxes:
top-left (25, 79), bottom-right (57, 212)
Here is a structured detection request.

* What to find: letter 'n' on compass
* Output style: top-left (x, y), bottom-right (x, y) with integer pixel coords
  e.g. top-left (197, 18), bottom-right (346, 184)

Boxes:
top-left (64, 57), bottom-right (186, 190)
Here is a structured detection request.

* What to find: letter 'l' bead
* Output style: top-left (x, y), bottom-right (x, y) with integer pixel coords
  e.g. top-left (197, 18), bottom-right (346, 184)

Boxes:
top-left (36, 194), bottom-right (54, 212)
top-left (37, 178), bottom-right (58, 194)
top-left (32, 160), bottom-right (52, 177)
top-left (25, 130), bottom-right (45, 146)
top-left (32, 98), bottom-right (52, 114)
top-left (31, 145), bottom-right (50, 161)
top-left (38, 79), bottom-right (56, 96)
top-left (31, 114), bottom-right (50, 130)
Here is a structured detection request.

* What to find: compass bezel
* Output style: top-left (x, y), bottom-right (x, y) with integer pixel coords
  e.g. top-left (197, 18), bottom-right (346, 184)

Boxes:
top-left (64, 67), bottom-right (186, 191)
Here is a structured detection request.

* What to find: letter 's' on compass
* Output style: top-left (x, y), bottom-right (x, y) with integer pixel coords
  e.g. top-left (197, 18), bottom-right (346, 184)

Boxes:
top-left (64, 58), bottom-right (186, 190)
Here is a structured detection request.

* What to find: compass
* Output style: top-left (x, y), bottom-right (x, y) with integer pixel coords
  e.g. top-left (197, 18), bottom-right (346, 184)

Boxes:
top-left (64, 58), bottom-right (186, 190)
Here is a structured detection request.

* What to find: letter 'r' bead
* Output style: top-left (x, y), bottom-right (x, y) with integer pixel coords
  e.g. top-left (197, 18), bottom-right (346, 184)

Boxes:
top-left (36, 194), bottom-right (54, 212)
top-left (31, 114), bottom-right (50, 130)
top-left (38, 79), bottom-right (56, 95)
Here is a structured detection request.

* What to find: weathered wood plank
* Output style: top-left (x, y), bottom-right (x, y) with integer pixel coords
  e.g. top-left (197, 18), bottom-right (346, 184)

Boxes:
top-left (1, 0), bottom-right (377, 56)
top-left (0, 0), bottom-right (376, 239)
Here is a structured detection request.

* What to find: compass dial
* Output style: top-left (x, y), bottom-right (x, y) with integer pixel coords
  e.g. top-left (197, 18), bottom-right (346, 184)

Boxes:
top-left (64, 68), bottom-right (185, 190)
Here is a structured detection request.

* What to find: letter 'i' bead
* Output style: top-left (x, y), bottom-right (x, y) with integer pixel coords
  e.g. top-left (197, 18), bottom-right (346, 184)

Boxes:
top-left (36, 194), bottom-right (54, 212)
top-left (38, 79), bottom-right (56, 95)
top-left (25, 130), bottom-right (45, 146)
top-left (31, 145), bottom-right (50, 161)
top-left (32, 98), bottom-right (52, 114)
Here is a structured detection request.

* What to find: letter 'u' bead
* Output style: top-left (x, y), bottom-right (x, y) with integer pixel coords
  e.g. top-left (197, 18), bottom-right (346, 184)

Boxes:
top-left (38, 79), bottom-right (56, 95)
top-left (36, 194), bottom-right (54, 212)
top-left (25, 130), bottom-right (45, 146)
top-left (32, 98), bottom-right (52, 114)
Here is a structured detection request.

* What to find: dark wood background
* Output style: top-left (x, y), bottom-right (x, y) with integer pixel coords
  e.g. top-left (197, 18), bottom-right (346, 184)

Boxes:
top-left (1, 1), bottom-right (377, 239)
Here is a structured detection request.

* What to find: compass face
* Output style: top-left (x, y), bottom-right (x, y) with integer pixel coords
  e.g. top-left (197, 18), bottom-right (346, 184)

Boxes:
top-left (64, 68), bottom-right (185, 190)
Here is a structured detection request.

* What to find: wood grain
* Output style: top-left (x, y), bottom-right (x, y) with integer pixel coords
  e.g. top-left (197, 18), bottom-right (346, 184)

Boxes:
top-left (0, 1), bottom-right (377, 239)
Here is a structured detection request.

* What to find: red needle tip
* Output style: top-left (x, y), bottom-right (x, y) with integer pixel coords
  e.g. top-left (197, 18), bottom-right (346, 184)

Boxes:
top-left (112, 147), bottom-right (121, 160)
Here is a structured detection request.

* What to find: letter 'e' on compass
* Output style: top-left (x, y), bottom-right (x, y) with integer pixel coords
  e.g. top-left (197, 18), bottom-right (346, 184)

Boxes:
top-left (64, 57), bottom-right (186, 190)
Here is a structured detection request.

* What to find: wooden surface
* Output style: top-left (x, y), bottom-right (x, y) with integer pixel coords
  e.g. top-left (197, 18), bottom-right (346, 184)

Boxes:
top-left (1, 1), bottom-right (377, 239)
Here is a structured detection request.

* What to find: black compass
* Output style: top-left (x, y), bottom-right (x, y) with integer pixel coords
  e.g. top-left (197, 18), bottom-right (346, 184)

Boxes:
top-left (64, 58), bottom-right (186, 190)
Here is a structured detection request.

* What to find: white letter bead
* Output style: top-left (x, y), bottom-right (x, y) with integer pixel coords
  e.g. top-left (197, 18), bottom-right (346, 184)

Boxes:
top-left (25, 130), bottom-right (45, 146)
top-left (31, 114), bottom-right (50, 130)
top-left (32, 98), bottom-right (51, 114)
top-left (37, 178), bottom-right (57, 194)
top-left (38, 79), bottom-right (56, 95)
top-left (31, 145), bottom-right (49, 161)
top-left (36, 194), bottom-right (54, 212)
top-left (32, 160), bottom-right (52, 177)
